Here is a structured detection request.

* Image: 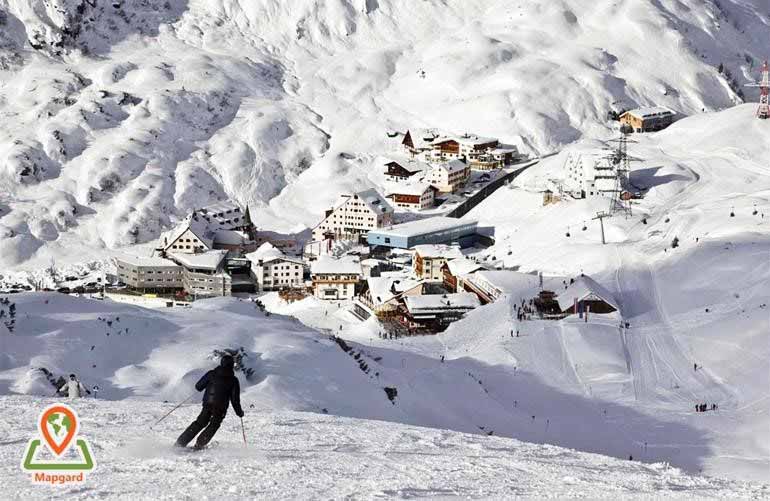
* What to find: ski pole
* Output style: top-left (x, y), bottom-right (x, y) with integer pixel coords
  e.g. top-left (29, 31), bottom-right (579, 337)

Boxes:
top-left (240, 417), bottom-right (247, 447)
top-left (151, 393), bottom-right (195, 430)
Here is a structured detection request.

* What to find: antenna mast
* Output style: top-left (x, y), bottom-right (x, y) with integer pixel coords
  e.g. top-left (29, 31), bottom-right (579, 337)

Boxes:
top-left (745, 60), bottom-right (769, 119)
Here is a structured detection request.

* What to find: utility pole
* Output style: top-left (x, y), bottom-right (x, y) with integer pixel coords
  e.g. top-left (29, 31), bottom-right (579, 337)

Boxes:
top-left (593, 211), bottom-right (610, 245)
top-left (745, 60), bottom-right (769, 119)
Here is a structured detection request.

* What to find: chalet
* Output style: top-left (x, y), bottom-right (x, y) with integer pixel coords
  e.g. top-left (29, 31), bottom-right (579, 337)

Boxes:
top-left (159, 201), bottom-right (257, 255)
top-left (413, 244), bottom-right (464, 282)
top-left (159, 212), bottom-right (214, 254)
top-left (246, 243), bottom-right (305, 291)
top-left (311, 189), bottom-right (394, 242)
top-left (472, 146), bottom-right (519, 170)
top-left (426, 159), bottom-right (470, 193)
top-left (384, 159), bottom-right (430, 181)
top-left (402, 129), bottom-right (438, 157)
top-left (310, 255), bottom-right (363, 300)
top-left (385, 182), bottom-right (436, 210)
top-left (619, 107), bottom-right (676, 133)
top-left (401, 293), bottom-right (480, 332)
top-left (556, 275), bottom-right (619, 317)
top-left (354, 274), bottom-right (424, 320)
top-left (441, 258), bottom-right (487, 292)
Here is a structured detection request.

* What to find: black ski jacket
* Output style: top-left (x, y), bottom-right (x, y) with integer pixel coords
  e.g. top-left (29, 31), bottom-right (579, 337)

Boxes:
top-left (195, 358), bottom-right (243, 417)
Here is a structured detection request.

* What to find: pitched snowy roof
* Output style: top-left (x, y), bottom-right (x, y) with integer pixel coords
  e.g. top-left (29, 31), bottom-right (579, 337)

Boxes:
top-left (404, 293), bottom-right (480, 312)
top-left (355, 188), bottom-right (394, 215)
top-left (488, 146), bottom-right (518, 155)
top-left (403, 129), bottom-right (438, 150)
top-left (200, 200), bottom-right (241, 216)
top-left (467, 270), bottom-right (542, 298)
top-left (455, 135), bottom-right (499, 146)
top-left (446, 257), bottom-right (487, 276)
top-left (413, 244), bottom-right (464, 260)
top-left (246, 243), bottom-right (304, 266)
top-left (159, 213), bottom-right (215, 250)
top-left (555, 275), bottom-right (620, 312)
top-left (311, 255), bottom-right (362, 276)
top-left (622, 107), bottom-right (675, 119)
top-left (434, 159), bottom-right (468, 174)
top-left (384, 182), bottom-right (434, 197)
top-left (366, 275), bottom-right (423, 306)
top-left (247, 242), bottom-right (284, 261)
top-left (375, 217), bottom-right (477, 239)
top-left (385, 159), bottom-right (430, 174)
top-left (213, 229), bottom-right (251, 246)
top-left (168, 250), bottom-right (228, 270)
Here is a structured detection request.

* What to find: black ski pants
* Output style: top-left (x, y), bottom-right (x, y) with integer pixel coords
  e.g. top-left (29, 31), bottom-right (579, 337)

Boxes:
top-left (176, 404), bottom-right (227, 448)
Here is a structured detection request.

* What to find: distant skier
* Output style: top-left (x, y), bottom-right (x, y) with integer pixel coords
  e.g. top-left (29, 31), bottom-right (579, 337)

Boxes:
top-left (176, 355), bottom-right (244, 450)
top-left (57, 374), bottom-right (90, 398)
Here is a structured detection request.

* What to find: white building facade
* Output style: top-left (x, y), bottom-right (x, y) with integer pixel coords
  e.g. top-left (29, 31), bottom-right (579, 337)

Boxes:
top-left (311, 189), bottom-right (394, 241)
top-left (426, 159), bottom-right (470, 193)
top-left (247, 243), bottom-right (305, 291)
top-left (114, 255), bottom-right (183, 291)
top-left (413, 244), bottom-right (464, 282)
top-left (311, 256), bottom-right (363, 300)
top-left (563, 151), bottom-right (617, 199)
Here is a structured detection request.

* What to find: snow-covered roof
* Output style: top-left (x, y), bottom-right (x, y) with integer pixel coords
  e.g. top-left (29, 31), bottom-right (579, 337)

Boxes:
top-left (355, 188), bottom-right (394, 215)
top-left (413, 244), bottom-right (464, 260)
top-left (385, 159), bottom-right (430, 174)
top-left (213, 229), bottom-right (251, 246)
top-left (404, 293), bottom-right (480, 312)
top-left (467, 270), bottom-right (542, 298)
top-left (434, 159), bottom-right (468, 175)
top-left (446, 257), bottom-right (487, 276)
top-left (247, 242), bottom-right (284, 261)
top-left (488, 147), bottom-right (518, 155)
top-left (376, 217), bottom-right (478, 239)
top-left (311, 255), bottom-right (362, 276)
top-left (555, 275), bottom-right (620, 312)
top-left (200, 200), bottom-right (241, 216)
top-left (622, 107), bottom-right (675, 119)
top-left (455, 135), bottom-right (498, 146)
top-left (403, 129), bottom-right (438, 150)
top-left (246, 243), bottom-right (304, 266)
top-left (169, 250), bottom-right (228, 270)
top-left (366, 275), bottom-right (423, 306)
top-left (160, 214), bottom-right (215, 250)
top-left (384, 182), bottom-right (434, 197)
top-left (114, 254), bottom-right (181, 268)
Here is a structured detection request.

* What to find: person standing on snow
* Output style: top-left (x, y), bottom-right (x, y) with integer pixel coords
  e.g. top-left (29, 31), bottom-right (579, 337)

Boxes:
top-left (176, 355), bottom-right (244, 450)
top-left (57, 374), bottom-right (91, 398)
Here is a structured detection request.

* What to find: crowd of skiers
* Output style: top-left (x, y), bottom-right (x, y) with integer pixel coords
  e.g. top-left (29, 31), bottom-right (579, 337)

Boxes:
top-left (516, 298), bottom-right (535, 321)
top-left (695, 402), bottom-right (718, 412)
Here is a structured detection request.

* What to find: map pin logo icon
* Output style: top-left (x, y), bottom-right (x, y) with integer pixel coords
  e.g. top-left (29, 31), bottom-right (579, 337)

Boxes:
top-left (39, 404), bottom-right (79, 456)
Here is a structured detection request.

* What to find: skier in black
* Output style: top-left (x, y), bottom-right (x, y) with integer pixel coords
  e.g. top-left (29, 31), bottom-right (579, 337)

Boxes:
top-left (176, 355), bottom-right (244, 450)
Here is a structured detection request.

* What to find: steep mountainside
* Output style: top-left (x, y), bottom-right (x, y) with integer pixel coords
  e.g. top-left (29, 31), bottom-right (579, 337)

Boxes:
top-left (0, 0), bottom-right (768, 267)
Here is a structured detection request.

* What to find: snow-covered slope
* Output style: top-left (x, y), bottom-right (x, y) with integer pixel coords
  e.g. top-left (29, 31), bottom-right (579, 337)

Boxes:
top-left (4, 396), bottom-right (763, 500)
top-left (1, 0), bottom-right (769, 266)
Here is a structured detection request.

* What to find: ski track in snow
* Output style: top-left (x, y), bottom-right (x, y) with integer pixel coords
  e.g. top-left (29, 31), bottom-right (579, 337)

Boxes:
top-left (2, 396), bottom-right (766, 500)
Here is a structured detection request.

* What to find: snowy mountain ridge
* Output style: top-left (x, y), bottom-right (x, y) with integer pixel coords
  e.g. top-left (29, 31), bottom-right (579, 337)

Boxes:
top-left (1, 0), bottom-right (769, 267)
